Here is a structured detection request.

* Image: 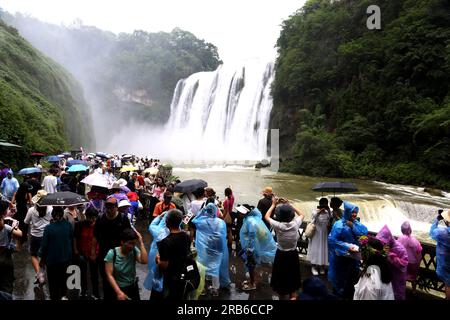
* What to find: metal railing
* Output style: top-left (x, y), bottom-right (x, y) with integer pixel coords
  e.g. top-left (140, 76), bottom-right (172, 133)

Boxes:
top-left (297, 221), bottom-right (445, 294)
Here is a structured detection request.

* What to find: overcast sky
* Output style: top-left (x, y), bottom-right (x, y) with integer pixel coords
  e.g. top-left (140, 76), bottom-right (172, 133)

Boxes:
top-left (1, 0), bottom-right (305, 63)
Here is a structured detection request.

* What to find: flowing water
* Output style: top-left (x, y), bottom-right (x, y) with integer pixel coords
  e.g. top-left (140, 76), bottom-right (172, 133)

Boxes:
top-left (104, 59), bottom-right (275, 160)
top-left (173, 166), bottom-right (450, 244)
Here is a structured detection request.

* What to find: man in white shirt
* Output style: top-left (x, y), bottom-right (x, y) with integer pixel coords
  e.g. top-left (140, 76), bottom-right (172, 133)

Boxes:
top-left (42, 169), bottom-right (58, 194)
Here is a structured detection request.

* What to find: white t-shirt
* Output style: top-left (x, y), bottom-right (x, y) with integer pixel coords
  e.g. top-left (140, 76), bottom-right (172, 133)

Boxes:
top-left (42, 175), bottom-right (57, 194)
top-left (268, 215), bottom-right (303, 251)
top-left (24, 206), bottom-right (53, 237)
top-left (189, 200), bottom-right (205, 215)
top-left (144, 177), bottom-right (152, 187)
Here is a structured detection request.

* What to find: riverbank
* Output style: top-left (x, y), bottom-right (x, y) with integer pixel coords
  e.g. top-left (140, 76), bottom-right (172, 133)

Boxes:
top-left (279, 160), bottom-right (450, 193)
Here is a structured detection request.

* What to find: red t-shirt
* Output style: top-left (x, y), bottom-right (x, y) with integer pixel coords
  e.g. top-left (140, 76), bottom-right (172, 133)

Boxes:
top-left (137, 176), bottom-right (145, 186)
top-left (75, 222), bottom-right (98, 257)
top-left (127, 192), bottom-right (139, 202)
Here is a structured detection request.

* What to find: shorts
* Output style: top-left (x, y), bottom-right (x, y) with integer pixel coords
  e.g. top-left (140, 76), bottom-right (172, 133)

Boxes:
top-left (29, 236), bottom-right (42, 256)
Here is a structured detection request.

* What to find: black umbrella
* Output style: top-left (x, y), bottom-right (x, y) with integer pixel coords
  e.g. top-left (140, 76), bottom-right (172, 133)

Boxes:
top-left (38, 191), bottom-right (88, 207)
top-left (312, 182), bottom-right (358, 196)
top-left (174, 179), bottom-right (208, 194)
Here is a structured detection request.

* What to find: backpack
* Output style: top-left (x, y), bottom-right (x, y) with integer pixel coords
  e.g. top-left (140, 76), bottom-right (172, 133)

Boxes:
top-left (179, 253), bottom-right (201, 297)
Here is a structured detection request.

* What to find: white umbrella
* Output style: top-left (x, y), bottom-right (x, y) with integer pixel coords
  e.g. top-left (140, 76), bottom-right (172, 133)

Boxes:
top-left (81, 172), bottom-right (113, 189)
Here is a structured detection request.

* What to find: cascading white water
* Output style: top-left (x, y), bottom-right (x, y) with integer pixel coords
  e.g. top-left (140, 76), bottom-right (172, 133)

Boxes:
top-left (163, 59), bottom-right (275, 161)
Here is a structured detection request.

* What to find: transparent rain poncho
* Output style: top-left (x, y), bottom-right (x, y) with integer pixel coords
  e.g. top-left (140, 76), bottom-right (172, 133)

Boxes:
top-left (376, 224), bottom-right (409, 300)
top-left (429, 218), bottom-right (450, 286)
top-left (192, 203), bottom-right (231, 287)
top-left (143, 213), bottom-right (170, 291)
top-left (328, 201), bottom-right (368, 294)
top-left (239, 208), bottom-right (277, 265)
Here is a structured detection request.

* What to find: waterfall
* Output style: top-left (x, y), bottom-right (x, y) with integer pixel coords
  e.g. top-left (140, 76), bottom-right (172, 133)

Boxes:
top-left (164, 59), bottom-right (275, 162)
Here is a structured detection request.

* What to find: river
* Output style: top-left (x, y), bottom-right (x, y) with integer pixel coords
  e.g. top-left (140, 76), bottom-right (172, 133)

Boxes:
top-left (173, 165), bottom-right (450, 244)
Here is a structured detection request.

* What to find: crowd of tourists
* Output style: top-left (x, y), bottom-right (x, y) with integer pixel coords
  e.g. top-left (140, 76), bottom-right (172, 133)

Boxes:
top-left (0, 154), bottom-right (449, 301)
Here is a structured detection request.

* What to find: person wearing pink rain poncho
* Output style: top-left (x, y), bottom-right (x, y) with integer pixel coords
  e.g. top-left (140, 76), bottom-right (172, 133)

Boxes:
top-left (376, 225), bottom-right (409, 300)
top-left (397, 221), bottom-right (422, 293)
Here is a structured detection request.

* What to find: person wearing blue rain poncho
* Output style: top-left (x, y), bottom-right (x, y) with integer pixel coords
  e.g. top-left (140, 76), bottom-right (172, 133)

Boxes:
top-left (191, 203), bottom-right (231, 296)
top-left (429, 209), bottom-right (450, 299)
top-left (143, 210), bottom-right (170, 299)
top-left (239, 206), bottom-right (277, 291)
top-left (328, 201), bottom-right (368, 299)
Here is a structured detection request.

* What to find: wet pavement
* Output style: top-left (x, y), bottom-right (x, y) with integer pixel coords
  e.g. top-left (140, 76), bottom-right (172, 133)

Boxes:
top-left (12, 216), bottom-right (307, 300)
top-left (11, 216), bottom-right (443, 300)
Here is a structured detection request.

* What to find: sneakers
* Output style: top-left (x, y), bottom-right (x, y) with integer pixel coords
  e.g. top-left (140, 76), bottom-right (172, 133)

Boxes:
top-left (241, 281), bottom-right (256, 291)
top-left (210, 288), bottom-right (219, 297)
top-left (319, 267), bottom-right (327, 275)
top-left (311, 266), bottom-right (319, 276)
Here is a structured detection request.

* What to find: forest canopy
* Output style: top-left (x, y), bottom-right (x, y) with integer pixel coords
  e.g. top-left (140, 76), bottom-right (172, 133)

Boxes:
top-left (271, 0), bottom-right (450, 190)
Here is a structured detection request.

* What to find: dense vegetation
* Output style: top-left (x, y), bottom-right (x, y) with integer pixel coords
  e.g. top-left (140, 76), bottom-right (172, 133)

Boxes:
top-left (3, 13), bottom-right (222, 125)
top-left (271, 0), bottom-right (450, 190)
top-left (0, 20), bottom-right (93, 165)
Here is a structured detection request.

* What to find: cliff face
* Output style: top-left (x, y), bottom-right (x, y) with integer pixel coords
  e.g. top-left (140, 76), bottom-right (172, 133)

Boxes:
top-left (0, 20), bottom-right (94, 153)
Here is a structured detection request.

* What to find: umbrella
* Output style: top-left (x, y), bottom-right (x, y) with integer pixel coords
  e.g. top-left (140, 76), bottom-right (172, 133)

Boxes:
top-left (67, 164), bottom-right (88, 173)
top-left (174, 179), bottom-right (208, 194)
top-left (122, 154), bottom-right (133, 159)
top-left (67, 160), bottom-right (89, 167)
top-left (96, 152), bottom-right (108, 159)
top-left (62, 152), bottom-right (71, 157)
top-left (120, 165), bottom-right (138, 173)
top-left (18, 167), bottom-right (41, 175)
top-left (312, 182), bottom-right (358, 196)
top-left (0, 140), bottom-right (22, 149)
top-left (81, 172), bottom-right (113, 189)
top-left (46, 156), bottom-right (61, 162)
top-left (144, 167), bottom-right (159, 175)
top-left (31, 152), bottom-right (45, 157)
top-left (38, 191), bottom-right (88, 207)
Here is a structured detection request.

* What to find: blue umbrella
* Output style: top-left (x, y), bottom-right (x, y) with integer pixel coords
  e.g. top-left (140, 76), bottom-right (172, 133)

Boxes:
top-left (46, 156), bottom-right (61, 162)
top-left (62, 152), bottom-right (71, 157)
top-left (67, 160), bottom-right (89, 167)
top-left (18, 167), bottom-right (41, 175)
top-left (67, 164), bottom-right (88, 173)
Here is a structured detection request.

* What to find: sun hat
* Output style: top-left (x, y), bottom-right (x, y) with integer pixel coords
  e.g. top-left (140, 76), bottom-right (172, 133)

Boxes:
top-left (275, 204), bottom-right (295, 223)
top-left (262, 186), bottom-right (273, 194)
top-left (118, 199), bottom-right (131, 208)
top-left (442, 209), bottom-right (450, 223)
top-left (32, 190), bottom-right (48, 205)
top-left (111, 178), bottom-right (127, 189)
